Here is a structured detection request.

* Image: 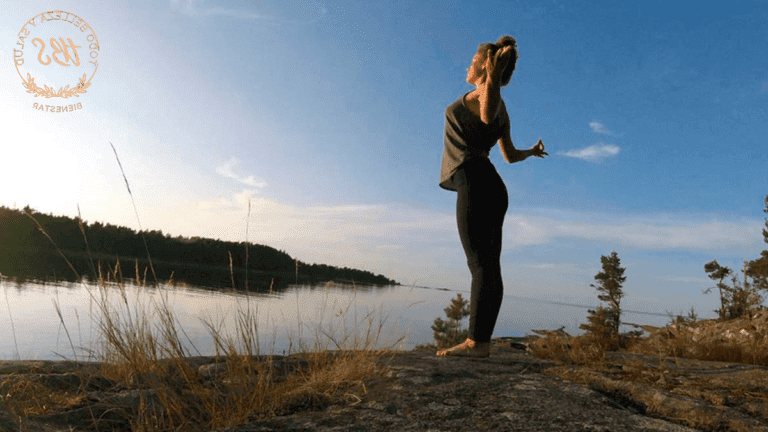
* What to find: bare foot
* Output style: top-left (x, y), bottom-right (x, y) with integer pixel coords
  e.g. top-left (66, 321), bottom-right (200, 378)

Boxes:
top-left (436, 338), bottom-right (490, 358)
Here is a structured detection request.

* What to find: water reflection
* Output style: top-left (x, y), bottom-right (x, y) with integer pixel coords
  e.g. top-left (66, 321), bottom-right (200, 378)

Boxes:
top-left (0, 246), bottom-right (389, 294)
top-left (0, 277), bottom-right (412, 361)
top-left (0, 276), bottom-right (676, 361)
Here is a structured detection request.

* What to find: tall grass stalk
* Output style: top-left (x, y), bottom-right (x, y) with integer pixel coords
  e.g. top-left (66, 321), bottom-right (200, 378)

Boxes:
top-left (52, 296), bottom-right (77, 360)
top-left (245, 198), bottom-right (250, 291)
top-left (296, 286), bottom-right (302, 348)
top-left (229, 251), bottom-right (236, 290)
top-left (77, 203), bottom-right (97, 278)
top-left (3, 284), bottom-right (20, 360)
top-left (109, 141), bottom-right (157, 284)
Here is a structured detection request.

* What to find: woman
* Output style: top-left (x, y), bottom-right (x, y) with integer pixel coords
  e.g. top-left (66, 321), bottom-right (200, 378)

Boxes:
top-left (437, 36), bottom-right (547, 357)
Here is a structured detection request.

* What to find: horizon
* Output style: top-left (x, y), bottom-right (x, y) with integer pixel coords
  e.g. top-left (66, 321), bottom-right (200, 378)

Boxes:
top-left (2, 0), bottom-right (767, 321)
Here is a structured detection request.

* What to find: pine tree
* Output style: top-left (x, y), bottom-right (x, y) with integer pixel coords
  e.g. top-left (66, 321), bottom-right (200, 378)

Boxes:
top-left (589, 251), bottom-right (626, 338)
top-left (705, 258), bottom-right (764, 320)
top-left (579, 305), bottom-right (613, 341)
top-left (431, 293), bottom-right (470, 348)
top-left (704, 259), bottom-right (734, 320)
top-left (748, 195), bottom-right (768, 295)
top-left (735, 260), bottom-right (764, 319)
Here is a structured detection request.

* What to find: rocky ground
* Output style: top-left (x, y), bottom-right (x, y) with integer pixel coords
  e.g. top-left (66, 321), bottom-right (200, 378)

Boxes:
top-left (2, 343), bottom-right (767, 431)
top-left (213, 345), bottom-right (702, 432)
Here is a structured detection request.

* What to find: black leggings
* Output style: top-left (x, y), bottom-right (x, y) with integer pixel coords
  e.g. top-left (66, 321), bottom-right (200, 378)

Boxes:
top-left (454, 159), bottom-right (508, 343)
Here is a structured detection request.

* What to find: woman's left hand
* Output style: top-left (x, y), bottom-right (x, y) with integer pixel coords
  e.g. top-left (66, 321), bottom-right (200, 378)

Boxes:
top-left (530, 139), bottom-right (548, 158)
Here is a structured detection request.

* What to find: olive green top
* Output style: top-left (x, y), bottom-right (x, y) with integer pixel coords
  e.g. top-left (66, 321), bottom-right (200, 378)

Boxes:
top-left (439, 92), bottom-right (509, 191)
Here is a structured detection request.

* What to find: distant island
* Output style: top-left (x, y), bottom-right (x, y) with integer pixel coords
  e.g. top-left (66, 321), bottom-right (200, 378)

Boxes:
top-left (0, 205), bottom-right (398, 291)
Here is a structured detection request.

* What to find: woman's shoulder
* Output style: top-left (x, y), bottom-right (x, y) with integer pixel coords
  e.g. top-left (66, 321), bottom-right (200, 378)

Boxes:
top-left (445, 93), bottom-right (468, 112)
top-left (445, 95), bottom-right (473, 125)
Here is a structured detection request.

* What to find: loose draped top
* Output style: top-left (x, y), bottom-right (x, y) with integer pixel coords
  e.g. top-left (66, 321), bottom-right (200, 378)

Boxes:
top-left (439, 92), bottom-right (509, 191)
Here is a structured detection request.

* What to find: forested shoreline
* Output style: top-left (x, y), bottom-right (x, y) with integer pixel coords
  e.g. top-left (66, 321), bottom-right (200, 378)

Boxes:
top-left (0, 205), bottom-right (397, 291)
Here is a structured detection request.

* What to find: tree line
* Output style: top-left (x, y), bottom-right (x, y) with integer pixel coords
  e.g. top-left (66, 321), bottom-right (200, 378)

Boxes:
top-left (0, 205), bottom-right (397, 290)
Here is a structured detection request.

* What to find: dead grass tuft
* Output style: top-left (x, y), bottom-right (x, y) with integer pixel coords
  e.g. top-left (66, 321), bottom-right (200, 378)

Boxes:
top-left (527, 333), bottom-right (607, 366)
top-left (627, 314), bottom-right (768, 365)
top-left (0, 373), bottom-right (87, 418)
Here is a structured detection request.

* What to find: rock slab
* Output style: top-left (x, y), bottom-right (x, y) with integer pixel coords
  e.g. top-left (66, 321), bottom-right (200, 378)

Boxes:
top-left (215, 346), bottom-right (701, 432)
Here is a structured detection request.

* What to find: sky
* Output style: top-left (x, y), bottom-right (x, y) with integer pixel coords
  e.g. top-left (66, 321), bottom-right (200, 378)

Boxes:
top-left (1, 0), bottom-right (767, 321)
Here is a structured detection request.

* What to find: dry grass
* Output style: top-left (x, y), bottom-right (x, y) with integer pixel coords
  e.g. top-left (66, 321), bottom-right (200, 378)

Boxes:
top-left (627, 313), bottom-right (768, 365)
top-left (527, 333), bottom-right (609, 366)
top-left (528, 315), bottom-right (768, 432)
top-left (0, 373), bottom-right (88, 417)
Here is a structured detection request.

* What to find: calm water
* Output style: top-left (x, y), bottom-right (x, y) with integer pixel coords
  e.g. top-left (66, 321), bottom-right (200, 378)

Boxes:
top-left (0, 277), bottom-right (673, 361)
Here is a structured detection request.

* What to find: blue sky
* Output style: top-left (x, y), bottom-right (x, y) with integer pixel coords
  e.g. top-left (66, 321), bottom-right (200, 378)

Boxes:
top-left (2, 0), bottom-right (767, 321)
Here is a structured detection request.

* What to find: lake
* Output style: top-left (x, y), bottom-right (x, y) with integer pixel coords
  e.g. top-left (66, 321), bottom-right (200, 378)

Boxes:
top-left (0, 277), bottom-right (675, 361)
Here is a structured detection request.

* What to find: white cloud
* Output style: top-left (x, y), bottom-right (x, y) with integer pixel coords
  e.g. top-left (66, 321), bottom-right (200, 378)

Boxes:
top-left (656, 275), bottom-right (711, 284)
top-left (589, 121), bottom-right (611, 135)
top-left (169, 0), bottom-right (196, 15)
top-left (170, 0), bottom-right (273, 20)
top-left (198, 7), bottom-right (271, 20)
top-left (197, 197), bottom-right (230, 211)
top-left (503, 211), bottom-right (760, 251)
top-left (216, 157), bottom-right (267, 189)
top-left (524, 263), bottom-right (556, 269)
top-left (559, 144), bottom-right (620, 162)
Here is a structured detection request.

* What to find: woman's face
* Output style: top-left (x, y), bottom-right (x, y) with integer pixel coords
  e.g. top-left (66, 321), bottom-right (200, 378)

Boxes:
top-left (466, 51), bottom-right (485, 86)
